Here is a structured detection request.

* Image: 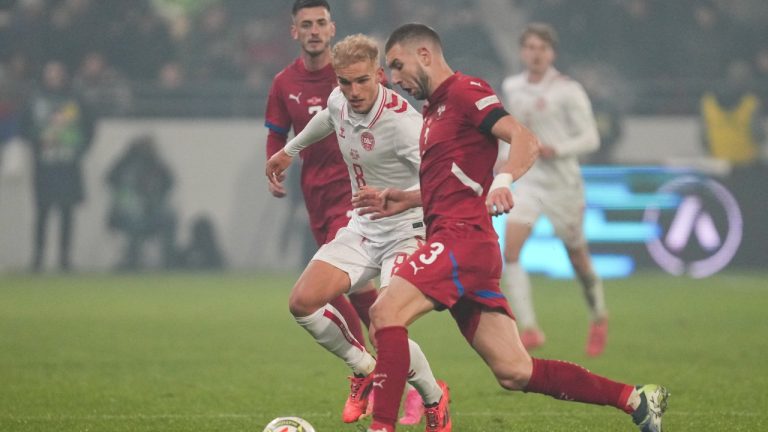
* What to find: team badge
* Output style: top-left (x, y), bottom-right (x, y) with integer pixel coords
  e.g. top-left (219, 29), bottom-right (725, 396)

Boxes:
top-left (437, 104), bottom-right (446, 117)
top-left (307, 96), bottom-right (322, 105)
top-left (360, 131), bottom-right (375, 151)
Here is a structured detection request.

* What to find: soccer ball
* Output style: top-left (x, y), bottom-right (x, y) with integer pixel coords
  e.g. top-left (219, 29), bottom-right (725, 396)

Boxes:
top-left (262, 416), bottom-right (316, 432)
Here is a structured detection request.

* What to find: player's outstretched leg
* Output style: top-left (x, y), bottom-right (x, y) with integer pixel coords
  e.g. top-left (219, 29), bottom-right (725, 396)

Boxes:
top-left (524, 359), bottom-right (670, 430)
top-left (473, 309), bottom-right (668, 431)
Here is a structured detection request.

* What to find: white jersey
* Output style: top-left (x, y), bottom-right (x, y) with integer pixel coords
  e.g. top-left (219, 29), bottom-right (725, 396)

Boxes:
top-left (501, 67), bottom-right (599, 189)
top-left (286, 84), bottom-right (424, 243)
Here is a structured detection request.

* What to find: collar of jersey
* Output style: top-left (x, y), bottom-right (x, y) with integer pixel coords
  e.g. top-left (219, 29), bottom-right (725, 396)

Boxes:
top-left (342, 83), bottom-right (386, 129)
top-left (525, 67), bottom-right (559, 86)
top-left (428, 72), bottom-right (460, 105)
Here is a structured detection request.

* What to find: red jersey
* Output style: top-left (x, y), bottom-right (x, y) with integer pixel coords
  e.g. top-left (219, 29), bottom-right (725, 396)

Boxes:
top-left (265, 58), bottom-right (351, 244)
top-left (419, 72), bottom-right (506, 240)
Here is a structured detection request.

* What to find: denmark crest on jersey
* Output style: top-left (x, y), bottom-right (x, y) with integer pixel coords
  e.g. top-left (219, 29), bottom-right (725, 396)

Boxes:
top-left (360, 131), bottom-right (375, 151)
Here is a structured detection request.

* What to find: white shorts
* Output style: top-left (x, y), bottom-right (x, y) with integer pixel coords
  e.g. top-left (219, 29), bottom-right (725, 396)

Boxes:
top-left (312, 227), bottom-right (424, 293)
top-left (507, 182), bottom-right (587, 248)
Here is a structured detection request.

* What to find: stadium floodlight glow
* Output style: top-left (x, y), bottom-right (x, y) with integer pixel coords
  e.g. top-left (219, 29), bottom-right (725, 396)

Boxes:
top-left (643, 176), bottom-right (742, 278)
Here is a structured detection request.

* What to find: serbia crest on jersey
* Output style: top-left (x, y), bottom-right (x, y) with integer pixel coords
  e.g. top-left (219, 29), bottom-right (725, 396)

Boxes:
top-left (419, 72), bottom-right (506, 239)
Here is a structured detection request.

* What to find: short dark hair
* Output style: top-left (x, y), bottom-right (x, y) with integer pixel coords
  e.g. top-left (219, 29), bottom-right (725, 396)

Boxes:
top-left (292, 0), bottom-right (330, 16)
top-left (519, 22), bottom-right (558, 51)
top-left (385, 23), bottom-right (442, 53)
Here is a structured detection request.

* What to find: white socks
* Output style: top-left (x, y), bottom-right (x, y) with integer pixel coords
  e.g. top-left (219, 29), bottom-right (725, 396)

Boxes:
top-left (407, 339), bottom-right (442, 405)
top-left (578, 271), bottom-right (607, 321)
top-left (296, 304), bottom-right (442, 404)
top-left (295, 304), bottom-right (375, 376)
top-left (503, 262), bottom-right (538, 329)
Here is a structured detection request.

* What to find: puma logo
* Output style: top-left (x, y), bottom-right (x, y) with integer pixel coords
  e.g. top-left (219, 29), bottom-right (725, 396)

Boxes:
top-left (409, 261), bottom-right (425, 275)
top-left (373, 373), bottom-right (387, 389)
top-left (288, 92), bottom-right (302, 104)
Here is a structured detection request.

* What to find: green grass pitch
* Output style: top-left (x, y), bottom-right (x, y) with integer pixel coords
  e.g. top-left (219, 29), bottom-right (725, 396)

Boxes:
top-left (1, 271), bottom-right (767, 431)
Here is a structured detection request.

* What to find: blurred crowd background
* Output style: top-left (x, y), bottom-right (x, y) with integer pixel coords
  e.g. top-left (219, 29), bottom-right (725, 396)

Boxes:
top-left (0, 0), bottom-right (766, 273)
top-left (1, 0), bottom-right (767, 118)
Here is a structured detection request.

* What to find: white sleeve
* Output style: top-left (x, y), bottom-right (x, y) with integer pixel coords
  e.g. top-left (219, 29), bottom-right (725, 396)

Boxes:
top-left (283, 108), bottom-right (335, 157)
top-left (555, 82), bottom-right (600, 158)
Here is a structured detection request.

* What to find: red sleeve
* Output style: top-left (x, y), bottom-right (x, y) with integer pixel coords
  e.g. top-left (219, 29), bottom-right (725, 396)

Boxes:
top-left (454, 79), bottom-right (505, 130)
top-left (264, 78), bottom-right (291, 158)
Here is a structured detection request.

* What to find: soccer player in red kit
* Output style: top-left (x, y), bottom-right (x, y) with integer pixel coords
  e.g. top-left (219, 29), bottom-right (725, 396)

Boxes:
top-left (263, 0), bottom-right (378, 413)
top-left (353, 24), bottom-right (669, 432)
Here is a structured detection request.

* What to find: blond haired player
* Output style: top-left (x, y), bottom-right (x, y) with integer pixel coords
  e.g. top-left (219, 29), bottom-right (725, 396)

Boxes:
top-left (266, 34), bottom-right (448, 431)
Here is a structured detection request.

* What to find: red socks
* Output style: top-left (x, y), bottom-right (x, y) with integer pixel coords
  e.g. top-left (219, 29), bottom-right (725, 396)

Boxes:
top-left (525, 358), bottom-right (634, 411)
top-left (349, 289), bottom-right (378, 328)
top-left (371, 326), bottom-right (410, 428)
top-left (329, 295), bottom-right (365, 345)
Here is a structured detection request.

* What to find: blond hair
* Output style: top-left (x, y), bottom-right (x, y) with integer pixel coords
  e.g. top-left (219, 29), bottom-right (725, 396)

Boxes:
top-left (332, 34), bottom-right (380, 70)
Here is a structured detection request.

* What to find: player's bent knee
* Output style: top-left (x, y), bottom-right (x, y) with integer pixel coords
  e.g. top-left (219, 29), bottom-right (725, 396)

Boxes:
top-left (497, 378), bottom-right (525, 391)
top-left (496, 373), bottom-right (528, 391)
top-left (368, 299), bottom-right (399, 329)
top-left (492, 362), bottom-right (532, 391)
top-left (288, 289), bottom-right (320, 318)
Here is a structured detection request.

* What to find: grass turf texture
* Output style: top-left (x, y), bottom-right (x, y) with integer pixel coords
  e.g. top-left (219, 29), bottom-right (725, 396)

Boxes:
top-left (1, 272), bottom-right (766, 431)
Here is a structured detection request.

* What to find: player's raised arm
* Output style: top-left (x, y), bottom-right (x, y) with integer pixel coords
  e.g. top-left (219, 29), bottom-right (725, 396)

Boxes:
top-left (485, 115), bottom-right (540, 216)
top-left (265, 107), bottom-right (335, 189)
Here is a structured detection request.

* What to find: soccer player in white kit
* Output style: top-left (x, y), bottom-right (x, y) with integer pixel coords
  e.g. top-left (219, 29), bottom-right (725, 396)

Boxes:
top-left (266, 34), bottom-right (448, 430)
top-left (500, 23), bottom-right (608, 356)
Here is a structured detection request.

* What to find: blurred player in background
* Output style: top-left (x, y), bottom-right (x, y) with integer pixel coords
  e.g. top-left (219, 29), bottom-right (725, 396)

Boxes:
top-left (263, 0), bottom-right (379, 414)
top-left (354, 23), bottom-right (667, 432)
top-left (500, 23), bottom-right (608, 356)
top-left (266, 33), bottom-right (447, 429)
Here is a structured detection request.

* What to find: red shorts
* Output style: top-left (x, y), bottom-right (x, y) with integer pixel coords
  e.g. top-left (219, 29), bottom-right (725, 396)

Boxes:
top-left (395, 222), bottom-right (514, 342)
top-left (304, 177), bottom-right (352, 246)
top-left (312, 211), bottom-right (351, 246)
